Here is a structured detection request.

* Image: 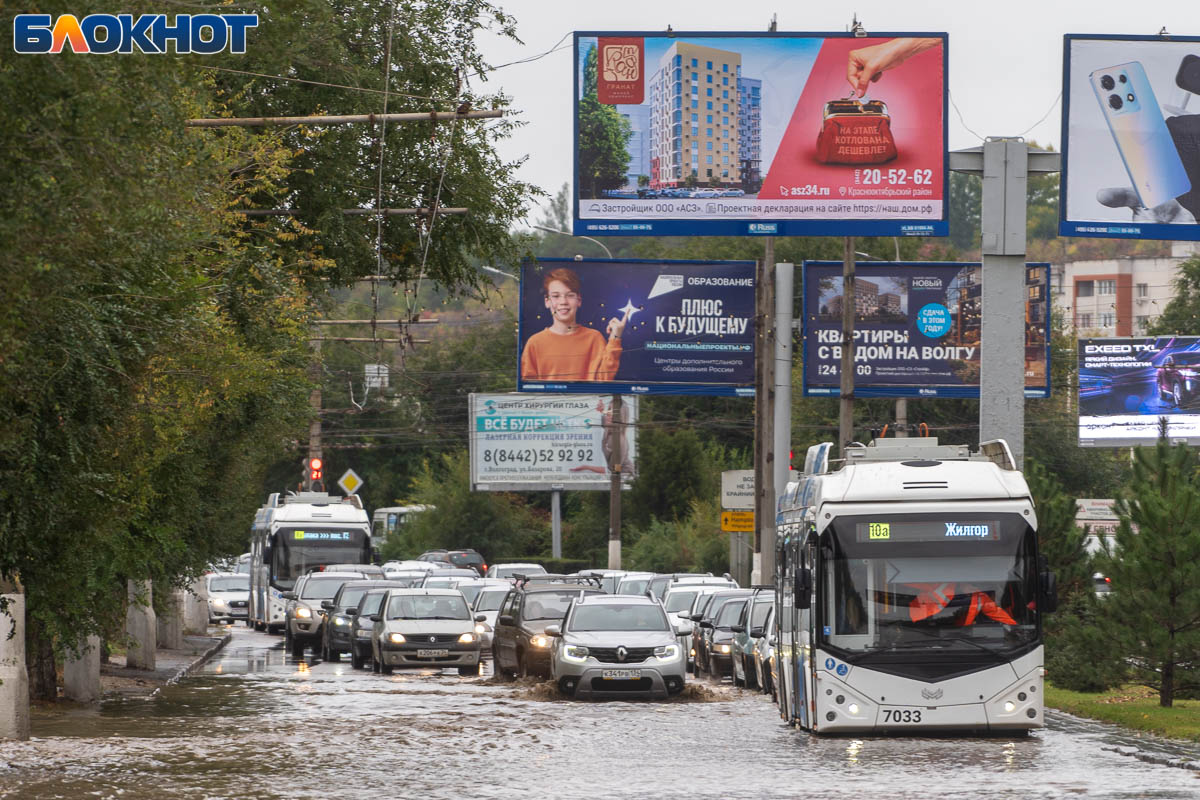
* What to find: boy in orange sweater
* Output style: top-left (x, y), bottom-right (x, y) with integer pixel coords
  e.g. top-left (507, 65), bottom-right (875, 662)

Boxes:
top-left (521, 267), bottom-right (626, 382)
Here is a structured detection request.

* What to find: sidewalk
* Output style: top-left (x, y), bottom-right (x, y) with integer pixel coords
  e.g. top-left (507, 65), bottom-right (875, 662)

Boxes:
top-left (100, 631), bottom-right (231, 696)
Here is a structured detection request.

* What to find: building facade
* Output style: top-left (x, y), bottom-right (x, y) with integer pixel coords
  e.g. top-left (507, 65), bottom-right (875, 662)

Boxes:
top-left (616, 103), bottom-right (651, 190)
top-left (736, 73), bottom-right (762, 191)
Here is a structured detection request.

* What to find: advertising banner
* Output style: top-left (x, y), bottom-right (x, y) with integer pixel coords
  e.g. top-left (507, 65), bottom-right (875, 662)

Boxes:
top-left (801, 262), bottom-right (1051, 398)
top-left (1078, 336), bottom-right (1200, 447)
top-left (1061, 35), bottom-right (1200, 241)
top-left (574, 31), bottom-right (948, 237)
top-left (518, 258), bottom-right (756, 397)
top-left (469, 393), bottom-right (638, 491)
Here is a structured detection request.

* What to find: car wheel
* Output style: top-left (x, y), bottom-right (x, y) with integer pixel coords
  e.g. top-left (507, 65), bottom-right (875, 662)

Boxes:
top-left (351, 647), bottom-right (364, 670)
top-left (492, 645), bottom-right (513, 679)
top-left (458, 664), bottom-right (478, 677)
top-left (380, 660), bottom-right (393, 675)
top-left (517, 651), bottom-right (530, 679)
top-left (371, 651), bottom-right (381, 673)
top-left (290, 636), bottom-right (305, 659)
top-left (326, 645), bottom-right (340, 662)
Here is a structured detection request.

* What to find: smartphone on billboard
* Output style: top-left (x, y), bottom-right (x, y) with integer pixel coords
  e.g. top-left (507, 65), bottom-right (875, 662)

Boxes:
top-left (1089, 61), bottom-right (1192, 209)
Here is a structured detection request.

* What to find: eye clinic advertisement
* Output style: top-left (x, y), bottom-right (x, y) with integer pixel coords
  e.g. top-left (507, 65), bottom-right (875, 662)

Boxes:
top-left (801, 262), bottom-right (1050, 398)
top-left (574, 31), bottom-right (947, 237)
top-left (1061, 35), bottom-right (1200, 240)
top-left (518, 258), bottom-right (755, 397)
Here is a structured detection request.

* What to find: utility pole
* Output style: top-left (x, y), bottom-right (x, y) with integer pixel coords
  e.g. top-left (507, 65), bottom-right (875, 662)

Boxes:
top-left (765, 262), bottom-right (794, 583)
top-left (950, 139), bottom-right (1060, 467)
top-left (608, 395), bottom-right (624, 569)
top-left (304, 336), bottom-right (323, 492)
top-left (839, 237), bottom-right (857, 455)
top-left (752, 238), bottom-right (776, 585)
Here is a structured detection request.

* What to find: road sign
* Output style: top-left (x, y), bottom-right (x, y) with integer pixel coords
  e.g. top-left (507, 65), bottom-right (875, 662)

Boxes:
top-left (338, 468), bottom-right (363, 495)
top-left (721, 470), bottom-right (755, 510)
top-left (721, 511), bottom-right (754, 533)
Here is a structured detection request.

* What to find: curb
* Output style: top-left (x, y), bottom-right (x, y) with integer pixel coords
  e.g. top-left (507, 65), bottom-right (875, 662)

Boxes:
top-left (1103, 745), bottom-right (1200, 771)
top-left (163, 632), bottom-right (232, 688)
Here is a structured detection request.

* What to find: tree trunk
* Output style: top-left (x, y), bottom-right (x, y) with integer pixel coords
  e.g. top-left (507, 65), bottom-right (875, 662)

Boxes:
top-left (1161, 659), bottom-right (1175, 708)
top-left (25, 618), bottom-right (57, 702)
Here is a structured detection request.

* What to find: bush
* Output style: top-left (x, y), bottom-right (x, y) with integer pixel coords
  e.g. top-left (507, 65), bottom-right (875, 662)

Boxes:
top-left (1044, 593), bottom-right (1127, 692)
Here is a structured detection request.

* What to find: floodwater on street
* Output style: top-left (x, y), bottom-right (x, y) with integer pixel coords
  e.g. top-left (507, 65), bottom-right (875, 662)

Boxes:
top-left (3, 627), bottom-right (1200, 799)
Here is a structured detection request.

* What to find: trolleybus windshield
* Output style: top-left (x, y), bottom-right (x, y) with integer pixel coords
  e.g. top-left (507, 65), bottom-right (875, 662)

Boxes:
top-left (819, 512), bottom-right (1039, 660)
top-left (271, 527), bottom-right (369, 589)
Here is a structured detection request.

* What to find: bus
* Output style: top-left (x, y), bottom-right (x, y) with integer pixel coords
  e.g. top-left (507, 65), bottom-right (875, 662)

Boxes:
top-left (249, 492), bottom-right (372, 633)
top-left (370, 505), bottom-right (432, 552)
top-left (774, 437), bottom-right (1057, 734)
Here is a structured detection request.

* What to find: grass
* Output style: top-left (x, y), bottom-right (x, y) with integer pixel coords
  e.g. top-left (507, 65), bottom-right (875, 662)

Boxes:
top-left (1046, 683), bottom-right (1200, 742)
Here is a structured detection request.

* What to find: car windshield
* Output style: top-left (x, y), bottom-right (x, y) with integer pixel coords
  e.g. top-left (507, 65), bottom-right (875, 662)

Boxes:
top-left (423, 579), bottom-right (455, 588)
top-left (457, 584), bottom-right (485, 606)
top-left (210, 576), bottom-right (248, 592)
top-left (358, 593), bottom-right (385, 616)
top-left (300, 577), bottom-right (349, 600)
top-left (716, 600), bottom-right (747, 628)
top-left (665, 591), bottom-right (698, 613)
top-left (475, 590), bottom-right (508, 612)
top-left (523, 591), bottom-right (588, 621)
top-left (617, 578), bottom-right (649, 595)
top-left (569, 604), bottom-right (670, 632)
top-left (449, 552), bottom-right (483, 567)
top-left (335, 587), bottom-right (370, 610)
top-left (387, 594), bottom-right (470, 621)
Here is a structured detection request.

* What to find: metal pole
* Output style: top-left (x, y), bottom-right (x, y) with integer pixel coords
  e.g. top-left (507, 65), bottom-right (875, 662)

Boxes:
top-left (186, 109), bottom-right (504, 127)
top-left (608, 395), bottom-right (623, 569)
top-left (767, 262), bottom-right (794, 582)
top-left (895, 398), bottom-right (908, 437)
top-left (752, 239), bottom-right (775, 584)
top-left (551, 489), bottom-right (562, 560)
top-left (305, 336), bottom-right (323, 491)
top-left (839, 237), bottom-right (857, 455)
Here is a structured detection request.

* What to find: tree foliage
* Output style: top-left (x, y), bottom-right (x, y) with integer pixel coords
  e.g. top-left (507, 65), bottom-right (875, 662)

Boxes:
top-left (1146, 257), bottom-right (1200, 336)
top-left (577, 44), bottom-right (632, 198)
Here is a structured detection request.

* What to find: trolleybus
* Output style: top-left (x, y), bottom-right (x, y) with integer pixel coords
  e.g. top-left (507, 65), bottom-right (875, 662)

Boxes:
top-left (774, 437), bottom-right (1057, 734)
top-left (249, 492), bottom-right (372, 632)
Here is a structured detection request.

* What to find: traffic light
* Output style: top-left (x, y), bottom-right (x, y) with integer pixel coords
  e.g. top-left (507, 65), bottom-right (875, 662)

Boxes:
top-left (308, 457), bottom-right (323, 482)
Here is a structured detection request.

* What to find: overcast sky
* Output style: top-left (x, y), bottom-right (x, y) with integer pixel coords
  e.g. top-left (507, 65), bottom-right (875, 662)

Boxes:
top-left (473, 0), bottom-right (1199, 224)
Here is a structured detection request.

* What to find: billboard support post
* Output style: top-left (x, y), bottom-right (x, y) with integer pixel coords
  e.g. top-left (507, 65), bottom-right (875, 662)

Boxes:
top-left (752, 241), bottom-right (776, 585)
top-left (608, 395), bottom-right (624, 569)
top-left (551, 488), bottom-right (563, 559)
top-left (839, 237), bottom-right (857, 455)
top-left (765, 261), bottom-right (794, 583)
top-left (951, 140), bottom-right (1060, 467)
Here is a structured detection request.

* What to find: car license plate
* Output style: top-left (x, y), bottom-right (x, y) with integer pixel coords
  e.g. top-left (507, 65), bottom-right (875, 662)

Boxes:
top-left (230, 609), bottom-right (247, 616)
top-left (601, 669), bottom-right (641, 680)
top-left (417, 649), bottom-right (449, 658)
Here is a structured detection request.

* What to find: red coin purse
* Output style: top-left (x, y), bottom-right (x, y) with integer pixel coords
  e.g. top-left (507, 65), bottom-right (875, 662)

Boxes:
top-left (815, 100), bottom-right (898, 165)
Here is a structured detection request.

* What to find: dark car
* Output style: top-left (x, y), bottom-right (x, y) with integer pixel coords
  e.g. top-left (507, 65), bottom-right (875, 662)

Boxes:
top-left (445, 549), bottom-right (487, 576)
top-left (320, 579), bottom-right (408, 662)
top-left (1158, 353), bottom-right (1200, 407)
top-left (691, 589), bottom-right (751, 677)
top-left (731, 589), bottom-right (775, 689)
top-left (702, 596), bottom-right (748, 679)
top-left (492, 575), bottom-right (605, 679)
top-left (348, 587), bottom-right (395, 669)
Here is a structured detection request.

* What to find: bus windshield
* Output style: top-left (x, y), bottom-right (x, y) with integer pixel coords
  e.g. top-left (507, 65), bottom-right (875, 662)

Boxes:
top-left (272, 527), bottom-right (369, 590)
top-left (820, 512), bottom-right (1039, 659)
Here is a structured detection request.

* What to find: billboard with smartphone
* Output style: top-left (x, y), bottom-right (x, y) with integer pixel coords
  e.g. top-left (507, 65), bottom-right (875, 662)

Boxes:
top-left (574, 31), bottom-right (948, 237)
top-left (801, 261), bottom-right (1051, 398)
top-left (518, 258), bottom-right (756, 397)
top-left (1061, 35), bottom-right (1200, 240)
top-left (1079, 336), bottom-right (1200, 447)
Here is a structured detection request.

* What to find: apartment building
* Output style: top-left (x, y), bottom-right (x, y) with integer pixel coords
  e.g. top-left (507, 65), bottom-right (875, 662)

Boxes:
top-left (736, 73), bottom-right (762, 190)
top-left (615, 103), bottom-right (651, 190)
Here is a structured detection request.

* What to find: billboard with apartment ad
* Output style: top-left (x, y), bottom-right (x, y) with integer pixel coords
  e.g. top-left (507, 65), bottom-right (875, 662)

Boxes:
top-left (1079, 336), bottom-right (1200, 447)
top-left (518, 258), bottom-right (755, 397)
top-left (1060, 35), bottom-right (1200, 241)
top-left (469, 393), bottom-right (638, 491)
top-left (573, 31), bottom-right (948, 237)
top-left (801, 262), bottom-right (1051, 398)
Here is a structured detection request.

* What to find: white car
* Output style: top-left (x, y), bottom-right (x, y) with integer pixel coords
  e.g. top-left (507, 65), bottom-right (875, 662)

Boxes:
top-left (206, 572), bottom-right (250, 624)
top-left (486, 562), bottom-right (546, 581)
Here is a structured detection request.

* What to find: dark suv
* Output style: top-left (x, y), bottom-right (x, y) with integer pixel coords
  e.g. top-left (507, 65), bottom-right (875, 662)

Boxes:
top-left (492, 575), bottom-right (605, 678)
top-left (1158, 353), bottom-right (1200, 407)
top-left (320, 579), bottom-right (407, 662)
top-left (445, 549), bottom-right (487, 576)
top-left (690, 589), bottom-right (751, 677)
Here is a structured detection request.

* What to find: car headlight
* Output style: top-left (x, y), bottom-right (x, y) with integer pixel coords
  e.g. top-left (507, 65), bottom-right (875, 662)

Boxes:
top-left (210, 599), bottom-right (226, 608)
top-left (295, 607), bottom-right (313, 619)
top-left (355, 628), bottom-right (372, 639)
top-left (715, 644), bottom-right (732, 654)
top-left (563, 645), bottom-right (589, 663)
top-left (333, 616), bottom-right (349, 627)
top-left (388, 632), bottom-right (406, 644)
top-left (458, 633), bottom-right (475, 644)
top-left (474, 622), bottom-right (492, 634)
top-left (530, 635), bottom-right (551, 648)
top-left (654, 644), bottom-right (680, 660)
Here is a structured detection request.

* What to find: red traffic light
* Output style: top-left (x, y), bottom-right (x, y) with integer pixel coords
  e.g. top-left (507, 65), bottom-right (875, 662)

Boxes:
top-left (308, 457), bottom-right (323, 481)
top-left (309, 457), bottom-right (323, 471)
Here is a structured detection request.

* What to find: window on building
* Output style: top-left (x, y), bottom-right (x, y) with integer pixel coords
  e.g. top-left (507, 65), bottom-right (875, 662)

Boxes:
top-left (723, 90), bottom-right (729, 99)
top-left (707, 102), bottom-right (713, 110)
top-left (691, 100), bottom-right (698, 109)
top-left (1097, 280), bottom-right (1116, 295)
top-left (1100, 312), bottom-right (1115, 327)
top-left (706, 74), bottom-right (713, 83)
top-left (706, 141), bottom-right (713, 151)
top-left (707, 155), bottom-right (713, 164)
top-left (706, 61), bottom-right (713, 69)
top-left (722, 142), bottom-right (729, 151)
top-left (707, 169), bottom-right (712, 177)
top-left (691, 113), bottom-right (698, 121)
top-left (1077, 313), bottom-right (1093, 327)
top-left (722, 156), bottom-right (729, 165)
top-left (706, 127), bottom-right (713, 136)
top-left (707, 88), bottom-right (713, 97)
top-left (1135, 315), bottom-right (1149, 331)
top-left (723, 103), bottom-right (729, 112)
top-left (674, 54), bottom-right (681, 66)
top-left (1137, 283), bottom-right (1149, 297)
top-left (706, 115), bottom-right (712, 124)
top-left (723, 77), bottom-right (729, 85)
top-left (722, 63), bottom-right (728, 72)
top-left (691, 72), bottom-right (698, 82)
top-left (691, 58), bottom-right (697, 67)
top-left (722, 117), bottom-right (729, 126)
top-left (691, 125), bottom-right (698, 135)
top-left (722, 169), bottom-right (729, 177)
top-left (1076, 281), bottom-right (1094, 297)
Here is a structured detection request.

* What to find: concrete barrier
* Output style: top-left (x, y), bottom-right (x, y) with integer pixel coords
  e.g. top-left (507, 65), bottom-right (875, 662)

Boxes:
top-left (0, 588), bottom-right (31, 740)
top-left (183, 577), bottom-right (208, 635)
top-left (125, 579), bottom-right (156, 670)
top-left (63, 634), bottom-right (101, 704)
top-left (156, 590), bottom-right (184, 650)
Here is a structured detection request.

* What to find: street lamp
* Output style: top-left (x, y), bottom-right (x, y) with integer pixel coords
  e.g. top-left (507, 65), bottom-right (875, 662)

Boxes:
top-left (532, 224), bottom-right (613, 259)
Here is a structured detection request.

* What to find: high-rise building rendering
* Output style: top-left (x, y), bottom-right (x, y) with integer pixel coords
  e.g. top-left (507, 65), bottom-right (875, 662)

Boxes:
top-left (648, 42), bottom-right (742, 188)
top-left (736, 73), bottom-right (762, 190)
top-left (616, 104), bottom-right (651, 191)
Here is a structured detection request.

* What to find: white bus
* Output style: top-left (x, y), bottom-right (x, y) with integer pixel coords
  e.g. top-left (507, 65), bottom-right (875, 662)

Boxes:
top-left (248, 492), bottom-right (372, 633)
top-left (774, 438), bottom-right (1057, 734)
top-left (370, 505), bottom-right (432, 552)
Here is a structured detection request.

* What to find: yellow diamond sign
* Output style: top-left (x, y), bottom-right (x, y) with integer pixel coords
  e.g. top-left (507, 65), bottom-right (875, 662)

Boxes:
top-left (338, 468), bottom-right (363, 495)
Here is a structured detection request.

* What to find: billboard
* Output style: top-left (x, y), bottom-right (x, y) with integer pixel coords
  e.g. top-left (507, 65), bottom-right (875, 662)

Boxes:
top-left (1061, 35), bottom-right (1200, 240)
top-left (469, 394), bottom-right (638, 491)
top-left (801, 261), bottom-right (1051, 398)
top-left (518, 258), bottom-right (755, 397)
top-left (574, 31), bottom-right (948, 237)
top-left (1078, 336), bottom-right (1200, 447)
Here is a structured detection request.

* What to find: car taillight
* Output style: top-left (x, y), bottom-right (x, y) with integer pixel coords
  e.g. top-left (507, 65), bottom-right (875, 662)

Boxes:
top-left (1105, 576), bottom-right (1112, 584)
top-left (481, 564), bottom-right (488, 572)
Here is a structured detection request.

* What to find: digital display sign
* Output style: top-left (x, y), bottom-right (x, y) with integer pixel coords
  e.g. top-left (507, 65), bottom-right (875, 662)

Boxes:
top-left (856, 520), bottom-right (999, 543)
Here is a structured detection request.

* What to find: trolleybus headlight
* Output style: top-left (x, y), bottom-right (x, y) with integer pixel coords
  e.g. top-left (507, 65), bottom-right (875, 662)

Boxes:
top-left (388, 632), bottom-right (406, 644)
top-left (1004, 701), bottom-right (1016, 713)
top-left (848, 703), bottom-right (860, 715)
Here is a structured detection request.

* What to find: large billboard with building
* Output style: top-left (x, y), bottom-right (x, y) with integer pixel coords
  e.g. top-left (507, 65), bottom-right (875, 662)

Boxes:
top-left (574, 31), bottom-right (948, 237)
top-left (1079, 336), bottom-right (1200, 446)
top-left (801, 262), bottom-right (1051, 398)
top-left (469, 394), bottom-right (638, 491)
top-left (1060, 35), bottom-right (1200, 241)
top-left (518, 258), bottom-right (756, 397)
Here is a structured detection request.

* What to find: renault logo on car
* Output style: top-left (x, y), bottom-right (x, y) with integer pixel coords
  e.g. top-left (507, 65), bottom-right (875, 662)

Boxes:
top-left (429, 636), bottom-right (437, 643)
top-left (616, 646), bottom-right (628, 662)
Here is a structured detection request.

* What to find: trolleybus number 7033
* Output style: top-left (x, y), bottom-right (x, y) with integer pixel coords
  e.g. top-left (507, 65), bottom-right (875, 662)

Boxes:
top-left (881, 708), bottom-right (922, 724)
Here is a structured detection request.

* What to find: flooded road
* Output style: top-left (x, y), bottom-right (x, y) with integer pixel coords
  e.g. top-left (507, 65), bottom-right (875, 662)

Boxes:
top-left (3, 627), bottom-right (1200, 799)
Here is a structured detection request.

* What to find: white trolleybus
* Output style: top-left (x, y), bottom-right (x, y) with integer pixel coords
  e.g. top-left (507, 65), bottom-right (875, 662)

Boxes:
top-left (774, 437), bottom-right (1058, 734)
top-left (249, 492), bottom-right (372, 633)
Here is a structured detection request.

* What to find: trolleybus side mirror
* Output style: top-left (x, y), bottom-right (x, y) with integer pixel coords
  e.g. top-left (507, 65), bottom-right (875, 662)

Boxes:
top-left (281, 592), bottom-right (297, 601)
top-left (1040, 570), bottom-right (1059, 613)
top-left (794, 568), bottom-right (813, 610)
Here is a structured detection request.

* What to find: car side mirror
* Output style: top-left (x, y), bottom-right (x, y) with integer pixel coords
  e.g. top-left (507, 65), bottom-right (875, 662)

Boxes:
top-left (369, 615), bottom-right (380, 622)
top-left (749, 627), bottom-right (764, 639)
top-left (474, 613), bottom-right (487, 623)
top-left (498, 615), bottom-right (515, 626)
top-left (689, 614), bottom-right (703, 622)
top-left (544, 624), bottom-right (562, 637)
top-left (674, 624), bottom-right (693, 638)
top-left (1040, 570), bottom-right (1060, 613)
top-left (794, 567), bottom-right (812, 610)
top-left (320, 601), bottom-right (333, 611)
top-left (699, 620), bottom-right (714, 629)
top-left (281, 592), bottom-right (297, 601)
top-left (730, 624), bottom-right (746, 634)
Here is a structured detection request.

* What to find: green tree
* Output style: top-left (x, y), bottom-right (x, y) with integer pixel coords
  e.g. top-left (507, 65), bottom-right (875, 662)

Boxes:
top-left (577, 44), bottom-right (631, 198)
top-left (1097, 423), bottom-right (1200, 706)
top-left (1147, 256), bottom-right (1200, 335)
top-left (626, 428), bottom-right (717, 530)
top-left (949, 172), bottom-right (981, 252)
